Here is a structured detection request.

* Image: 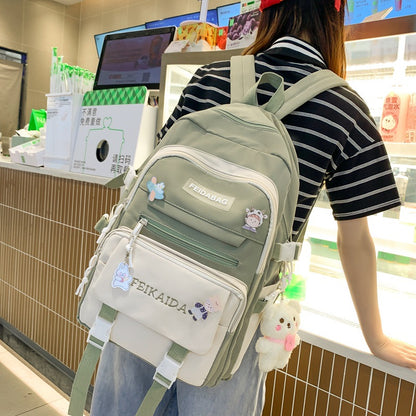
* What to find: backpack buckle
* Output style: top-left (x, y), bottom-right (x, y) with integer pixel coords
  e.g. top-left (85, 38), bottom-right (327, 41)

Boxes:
top-left (275, 242), bottom-right (302, 261)
top-left (87, 316), bottom-right (114, 350)
top-left (153, 353), bottom-right (183, 389)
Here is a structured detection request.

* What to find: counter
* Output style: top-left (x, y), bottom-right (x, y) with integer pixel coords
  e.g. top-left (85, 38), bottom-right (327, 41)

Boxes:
top-left (0, 157), bottom-right (120, 398)
top-left (0, 154), bottom-right (108, 185)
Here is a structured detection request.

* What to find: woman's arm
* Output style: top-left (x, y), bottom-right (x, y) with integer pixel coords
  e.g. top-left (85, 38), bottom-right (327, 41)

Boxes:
top-left (337, 217), bottom-right (416, 369)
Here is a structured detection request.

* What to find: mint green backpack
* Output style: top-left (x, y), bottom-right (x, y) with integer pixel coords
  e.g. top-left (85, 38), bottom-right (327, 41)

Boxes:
top-left (69, 56), bottom-right (347, 416)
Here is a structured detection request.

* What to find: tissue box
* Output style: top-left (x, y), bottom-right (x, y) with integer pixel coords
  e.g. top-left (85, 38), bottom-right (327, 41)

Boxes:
top-left (71, 86), bottom-right (157, 178)
top-left (177, 22), bottom-right (217, 51)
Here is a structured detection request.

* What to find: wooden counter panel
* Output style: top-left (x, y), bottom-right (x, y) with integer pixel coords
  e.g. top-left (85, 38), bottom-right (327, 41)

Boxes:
top-left (263, 343), bottom-right (416, 416)
top-left (0, 167), bottom-right (119, 373)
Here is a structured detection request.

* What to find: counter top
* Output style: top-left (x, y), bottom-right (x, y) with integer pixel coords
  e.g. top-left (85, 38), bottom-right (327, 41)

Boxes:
top-left (0, 155), bottom-right (110, 185)
top-left (300, 309), bottom-right (416, 385)
top-left (299, 268), bottom-right (416, 384)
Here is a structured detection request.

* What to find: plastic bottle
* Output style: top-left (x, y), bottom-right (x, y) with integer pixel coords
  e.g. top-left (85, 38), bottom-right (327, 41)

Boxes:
top-left (395, 168), bottom-right (409, 204)
top-left (380, 90), bottom-right (410, 142)
top-left (405, 93), bottom-right (416, 143)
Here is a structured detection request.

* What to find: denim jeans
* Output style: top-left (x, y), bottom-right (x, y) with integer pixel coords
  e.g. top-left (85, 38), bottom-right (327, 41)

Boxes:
top-left (90, 331), bottom-right (266, 416)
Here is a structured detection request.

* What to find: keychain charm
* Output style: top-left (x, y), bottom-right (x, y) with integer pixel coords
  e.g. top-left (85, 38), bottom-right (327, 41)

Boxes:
top-left (111, 261), bottom-right (133, 291)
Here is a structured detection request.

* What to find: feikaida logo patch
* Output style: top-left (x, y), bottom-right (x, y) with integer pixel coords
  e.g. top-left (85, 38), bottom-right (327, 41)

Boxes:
top-left (129, 276), bottom-right (188, 315)
top-left (183, 178), bottom-right (235, 211)
top-left (111, 268), bottom-right (222, 322)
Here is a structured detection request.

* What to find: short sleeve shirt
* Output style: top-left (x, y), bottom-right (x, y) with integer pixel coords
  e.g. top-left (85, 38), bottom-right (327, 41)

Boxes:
top-left (157, 36), bottom-right (400, 239)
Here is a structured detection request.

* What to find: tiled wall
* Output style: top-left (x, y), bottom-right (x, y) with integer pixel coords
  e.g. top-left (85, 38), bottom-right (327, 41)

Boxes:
top-left (0, 0), bottom-right (81, 125)
top-left (0, 166), bottom-right (119, 372)
top-left (263, 342), bottom-right (416, 416)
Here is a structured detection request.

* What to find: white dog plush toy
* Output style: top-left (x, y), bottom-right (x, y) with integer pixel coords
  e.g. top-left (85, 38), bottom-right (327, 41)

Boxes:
top-left (256, 299), bottom-right (301, 372)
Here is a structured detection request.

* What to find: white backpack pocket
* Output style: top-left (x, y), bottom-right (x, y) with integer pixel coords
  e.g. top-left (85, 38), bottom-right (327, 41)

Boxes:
top-left (80, 225), bottom-right (247, 384)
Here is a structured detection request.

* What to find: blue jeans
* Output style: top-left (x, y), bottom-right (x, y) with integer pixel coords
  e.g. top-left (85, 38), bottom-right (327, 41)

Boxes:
top-left (90, 332), bottom-right (266, 416)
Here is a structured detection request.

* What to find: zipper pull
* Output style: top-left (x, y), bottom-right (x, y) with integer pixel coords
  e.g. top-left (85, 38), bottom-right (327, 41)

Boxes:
top-left (125, 218), bottom-right (148, 273)
top-left (132, 218), bottom-right (148, 236)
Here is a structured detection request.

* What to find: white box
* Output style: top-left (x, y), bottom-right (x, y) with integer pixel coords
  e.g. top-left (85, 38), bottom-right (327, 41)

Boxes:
top-left (9, 139), bottom-right (45, 167)
top-left (45, 93), bottom-right (84, 171)
top-left (70, 87), bottom-right (157, 178)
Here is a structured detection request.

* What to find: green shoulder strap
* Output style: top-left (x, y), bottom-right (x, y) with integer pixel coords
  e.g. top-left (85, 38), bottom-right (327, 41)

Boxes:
top-left (277, 69), bottom-right (348, 119)
top-left (68, 304), bottom-right (118, 416)
top-left (278, 69), bottom-right (348, 245)
top-left (231, 59), bottom-right (348, 254)
top-left (230, 55), bottom-right (256, 103)
top-left (134, 343), bottom-right (189, 416)
top-left (234, 60), bottom-right (348, 119)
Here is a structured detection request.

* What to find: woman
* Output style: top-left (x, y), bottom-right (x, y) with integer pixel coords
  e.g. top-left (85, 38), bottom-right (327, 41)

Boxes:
top-left (90, 1), bottom-right (416, 415)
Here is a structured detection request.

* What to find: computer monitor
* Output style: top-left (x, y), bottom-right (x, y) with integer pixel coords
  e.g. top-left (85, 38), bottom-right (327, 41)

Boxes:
top-left (94, 24), bottom-right (146, 57)
top-left (93, 26), bottom-right (176, 91)
top-left (217, 2), bottom-right (241, 27)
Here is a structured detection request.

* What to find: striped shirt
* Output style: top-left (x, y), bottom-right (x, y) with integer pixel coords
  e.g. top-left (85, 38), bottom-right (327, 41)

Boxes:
top-left (157, 36), bottom-right (400, 238)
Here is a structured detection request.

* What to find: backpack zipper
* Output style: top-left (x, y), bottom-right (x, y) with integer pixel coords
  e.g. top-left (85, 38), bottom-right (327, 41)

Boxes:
top-left (143, 217), bottom-right (239, 268)
top-left (128, 145), bottom-right (279, 275)
top-left (215, 107), bottom-right (279, 132)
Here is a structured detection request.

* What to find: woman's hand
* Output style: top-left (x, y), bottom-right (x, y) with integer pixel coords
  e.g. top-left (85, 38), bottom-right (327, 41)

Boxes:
top-left (367, 335), bottom-right (416, 370)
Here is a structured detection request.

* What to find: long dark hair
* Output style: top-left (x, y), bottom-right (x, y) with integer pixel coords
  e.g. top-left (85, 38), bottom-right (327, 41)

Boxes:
top-left (244, 0), bottom-right (347, 78)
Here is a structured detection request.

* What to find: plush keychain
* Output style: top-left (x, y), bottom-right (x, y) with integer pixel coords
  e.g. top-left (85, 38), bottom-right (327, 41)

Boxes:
top-left (256, 298), bottom-right (301, 372)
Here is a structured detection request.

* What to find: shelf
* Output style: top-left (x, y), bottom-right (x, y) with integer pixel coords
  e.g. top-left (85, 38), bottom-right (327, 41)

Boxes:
top-left (385, 142), bottom-right (416, 157)
top-left (346, 15), bottom-right (416, 41)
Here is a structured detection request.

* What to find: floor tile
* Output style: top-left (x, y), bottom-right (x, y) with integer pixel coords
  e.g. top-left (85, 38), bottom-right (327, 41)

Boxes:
top-left (0, 341), bottom-right (70, 416)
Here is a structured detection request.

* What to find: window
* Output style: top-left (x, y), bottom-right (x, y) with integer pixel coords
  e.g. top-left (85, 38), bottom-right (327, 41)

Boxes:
top-left (299, 34), bottom-right (416, 349)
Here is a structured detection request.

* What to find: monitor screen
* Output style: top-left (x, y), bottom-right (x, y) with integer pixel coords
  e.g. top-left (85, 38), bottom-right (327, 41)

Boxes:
top-left (93, 27), bottom-right (176, 90)
top-left (146, 9), bottom-right (218, 29)
top-left (94, 24), bottom-right (146, 57)
top-left (217, 3), bottom-right (241, 27)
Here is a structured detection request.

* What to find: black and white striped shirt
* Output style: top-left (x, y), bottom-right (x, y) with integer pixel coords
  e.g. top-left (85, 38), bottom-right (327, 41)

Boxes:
top-left (157, 36), bottom-right (400, 237)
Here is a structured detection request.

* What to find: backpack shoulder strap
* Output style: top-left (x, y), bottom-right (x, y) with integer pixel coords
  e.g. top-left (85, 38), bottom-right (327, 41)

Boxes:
top-left (230, 55), bottom-right (256, 103)
top-left (276, 69), bottom-right (348, 119)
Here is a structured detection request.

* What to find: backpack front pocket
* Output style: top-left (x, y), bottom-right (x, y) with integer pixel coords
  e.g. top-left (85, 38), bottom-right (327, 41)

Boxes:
top-left (89, 227), bottom-right (247, 356)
